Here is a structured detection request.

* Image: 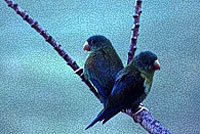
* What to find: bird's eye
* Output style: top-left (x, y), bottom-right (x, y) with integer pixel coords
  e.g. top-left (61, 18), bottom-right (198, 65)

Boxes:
top-left (144, 59), bottom-right (150, 65)
top-left (91, 40), bottom-right (96, 45)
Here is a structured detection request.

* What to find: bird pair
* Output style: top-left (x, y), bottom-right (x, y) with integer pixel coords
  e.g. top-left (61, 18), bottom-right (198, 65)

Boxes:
top-left (82, 35), bottom-right (160, 129)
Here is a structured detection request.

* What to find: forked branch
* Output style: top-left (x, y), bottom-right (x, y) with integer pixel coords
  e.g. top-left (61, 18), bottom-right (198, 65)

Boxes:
top-left (4, 0), bottom-right (171, 133)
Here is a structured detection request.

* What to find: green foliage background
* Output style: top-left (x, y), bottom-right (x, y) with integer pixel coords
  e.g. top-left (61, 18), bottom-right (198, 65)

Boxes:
top-left (0, 0), bottom-right (199, 134)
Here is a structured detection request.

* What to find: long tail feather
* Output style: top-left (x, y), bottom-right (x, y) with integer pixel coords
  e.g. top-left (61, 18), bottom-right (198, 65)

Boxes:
top-left (102, 109), bottom-right (120, 124)
top-left (85, 109), bottom-right (105, 130)
top-left (85, 106), bottom-right (121, 130)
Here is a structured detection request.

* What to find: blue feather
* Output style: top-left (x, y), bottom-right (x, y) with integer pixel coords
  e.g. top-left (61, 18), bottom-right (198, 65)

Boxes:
top-left (85, 109), bottom-right (105, 130)
top-left (90, 78), bottom-right (107, 106)
top-left (85, 105), bottom-right (121, 130)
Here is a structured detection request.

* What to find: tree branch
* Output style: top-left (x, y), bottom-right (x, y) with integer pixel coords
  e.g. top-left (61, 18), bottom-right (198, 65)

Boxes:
top-left (125, 1), bottom-right (171, 133)
top-left (4, 0), bottom-right (171, 133)
top-left (123, 106), bottom-right (171, 134)
top-left (4, 0), bottom-right (100, 100)
top-left (127, 0), bottom-right (142, 64)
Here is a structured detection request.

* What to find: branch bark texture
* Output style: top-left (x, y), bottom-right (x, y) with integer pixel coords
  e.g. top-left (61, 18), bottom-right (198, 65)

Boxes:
top-left (127, 0), bottom-right (142, 64)
top-left (124, 108), bottom-right (171, 134)
top-left (4, 0), bottom-right (171, 133)
top-left (125, 1), bottom-right (171, 133)
top-left (4, 0), bottom-right (100, 100)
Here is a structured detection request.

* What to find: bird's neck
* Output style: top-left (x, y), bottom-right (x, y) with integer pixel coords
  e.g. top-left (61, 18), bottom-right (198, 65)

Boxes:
top-left (130, 60), bottom-right (154, 95)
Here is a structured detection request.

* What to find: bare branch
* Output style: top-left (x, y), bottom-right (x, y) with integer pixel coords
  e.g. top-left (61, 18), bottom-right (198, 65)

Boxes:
top-left (127, 0), bottom-right (142, 64)
top-left (4, 0), bottom-right (100, 100)
top-left (125, 0), bottom-right (171, 133)
top-left (124, 107), bottom-right (171, 134)
top-left (4, 0), bottom-right (171, 133)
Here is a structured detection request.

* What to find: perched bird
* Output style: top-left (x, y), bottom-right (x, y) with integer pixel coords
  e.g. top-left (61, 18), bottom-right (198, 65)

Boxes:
top-left (86, 51), bottom-right (160, 129)
top-left (83, 35), bottom-right (124, 105)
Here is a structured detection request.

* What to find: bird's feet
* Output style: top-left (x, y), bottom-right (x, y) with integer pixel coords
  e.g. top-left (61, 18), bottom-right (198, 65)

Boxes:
top-left (132, 103), bottom-right (149, 116)
top-left (122, 103), bottom-right (149, 120)
top-left (74, 67), bottom-right (83, 76)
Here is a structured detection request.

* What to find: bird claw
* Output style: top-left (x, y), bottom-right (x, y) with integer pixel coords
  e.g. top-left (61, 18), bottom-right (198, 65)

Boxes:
top-left (133, 104), bottom-right (149, 116)
top-left (74, 67), bottom-right (83, 75)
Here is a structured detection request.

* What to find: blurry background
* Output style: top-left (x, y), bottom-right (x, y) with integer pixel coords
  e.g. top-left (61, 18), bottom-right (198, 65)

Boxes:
top-left (0, 0), bottom-right (199, 134)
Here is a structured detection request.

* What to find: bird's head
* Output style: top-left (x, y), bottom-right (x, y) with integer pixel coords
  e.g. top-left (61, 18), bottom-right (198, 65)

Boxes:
top-left (83, 35), bottom-right (112, 52)
top-left (133, 51), bottom-right (160, 76)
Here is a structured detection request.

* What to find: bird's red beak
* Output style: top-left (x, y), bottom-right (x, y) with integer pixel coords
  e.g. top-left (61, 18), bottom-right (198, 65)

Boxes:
top-left (154, 60), bottom-right (160, 70)
top-left (83, 41), bottom-right (91, 51)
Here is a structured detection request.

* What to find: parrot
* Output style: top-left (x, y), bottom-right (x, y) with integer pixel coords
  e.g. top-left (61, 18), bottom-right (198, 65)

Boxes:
top-left (85, 51), bottom-right (160, 129)
top-left (83, 35), bottom-right (124, 105)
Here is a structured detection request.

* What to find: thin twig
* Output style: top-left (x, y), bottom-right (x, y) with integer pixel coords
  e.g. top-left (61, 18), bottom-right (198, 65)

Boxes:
top-left (127, 0), bottom-right (142, 64)
top-left (4, 0), bottom-right (171, 133)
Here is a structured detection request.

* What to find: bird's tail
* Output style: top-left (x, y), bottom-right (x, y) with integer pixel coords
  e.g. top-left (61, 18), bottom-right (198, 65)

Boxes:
top-left (85, 106), bottom-right (120, 130)
top-left (85, 109), bottom-right (105, 130)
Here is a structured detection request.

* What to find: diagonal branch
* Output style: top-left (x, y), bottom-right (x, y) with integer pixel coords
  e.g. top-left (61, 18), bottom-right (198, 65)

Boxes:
top-left (123, 105), bottom-right (171, 134)
top-left (3, 0), bottom-right (100, 100)
top-left (4, 0), bottom-right (171, 133)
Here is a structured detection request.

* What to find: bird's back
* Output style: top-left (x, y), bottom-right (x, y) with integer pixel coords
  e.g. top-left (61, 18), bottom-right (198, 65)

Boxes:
top-left (84, 46), bottom-right (123, 103)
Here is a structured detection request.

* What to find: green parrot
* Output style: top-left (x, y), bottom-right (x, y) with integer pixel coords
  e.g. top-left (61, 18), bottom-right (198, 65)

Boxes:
top-left (83, 35), bottom-right (124, 105)
top-left (85, 51), bottom-right (160, 129)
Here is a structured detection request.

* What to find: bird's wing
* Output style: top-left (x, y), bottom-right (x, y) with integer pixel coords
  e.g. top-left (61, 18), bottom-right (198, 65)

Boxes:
top-left (84, 50), bottom-right (117, 102)
top-left (111, 69), bottom-right (145, 107)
